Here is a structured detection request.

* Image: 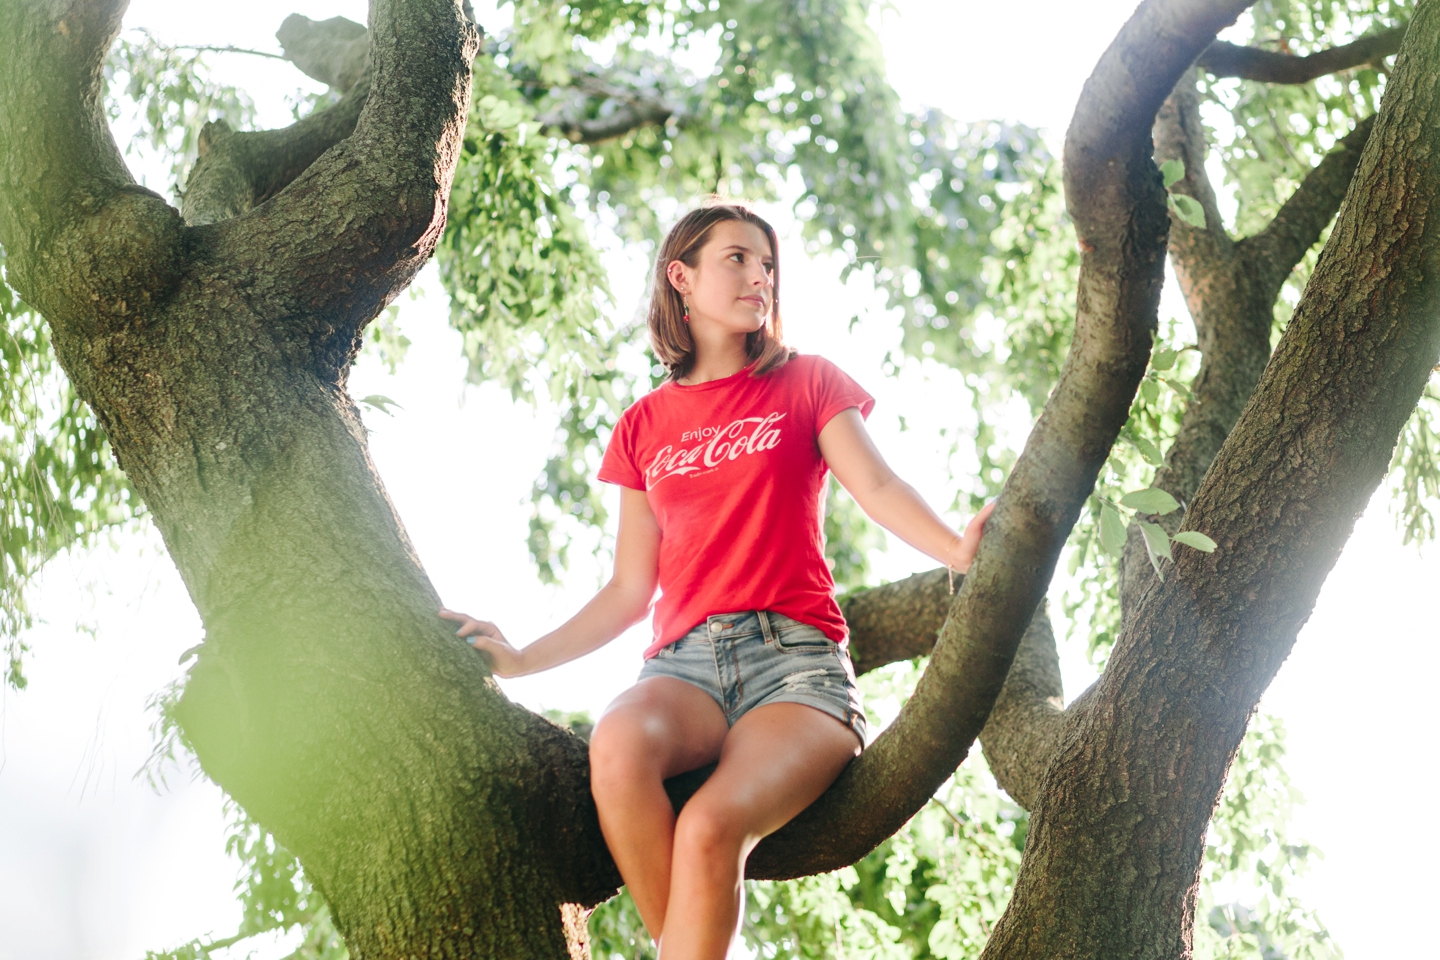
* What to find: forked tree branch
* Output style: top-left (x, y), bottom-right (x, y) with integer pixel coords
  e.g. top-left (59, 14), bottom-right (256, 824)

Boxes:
top-left (180, 16), bottom-right (376, 226)
top-left (1241, 115), bottom-right (1377, 294)
top-left (1198, 24), bottom-right (1406, 82)
top-left (190, 2), bottom-right (479, 370)
top-left (735, 0), bottom-right (1254, 882)
top-left (182, 77), bottom-right (371, 226)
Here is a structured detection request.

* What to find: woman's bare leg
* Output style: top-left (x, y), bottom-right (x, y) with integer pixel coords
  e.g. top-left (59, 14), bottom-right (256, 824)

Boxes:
top-left (589, 677), bottom-right (730, 938)
top-left (660, 703), bottom-right (861, 959)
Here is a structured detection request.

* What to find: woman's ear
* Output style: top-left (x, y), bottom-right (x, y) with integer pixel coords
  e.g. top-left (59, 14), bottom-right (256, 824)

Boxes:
top-left (665, 259), bottom-right (690, 296)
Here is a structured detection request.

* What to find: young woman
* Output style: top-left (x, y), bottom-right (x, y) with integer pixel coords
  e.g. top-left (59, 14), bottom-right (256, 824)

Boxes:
top-left (440, 203), bottom-right (990, 958)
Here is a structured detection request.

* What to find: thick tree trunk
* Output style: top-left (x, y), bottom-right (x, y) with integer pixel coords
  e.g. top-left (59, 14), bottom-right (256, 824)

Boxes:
top-left (0, 1), bottom-right (617, 956)
top-left (10, 0), bottom-right (1415, 956)
top-left (982, 5), bottom-right (1440, 957)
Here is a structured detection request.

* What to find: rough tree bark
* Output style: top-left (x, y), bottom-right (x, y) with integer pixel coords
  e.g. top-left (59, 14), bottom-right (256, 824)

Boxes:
top-left (973, 67), bottom-right (1376, 824)
top-left (972, 8), bottom-right (1440, 958)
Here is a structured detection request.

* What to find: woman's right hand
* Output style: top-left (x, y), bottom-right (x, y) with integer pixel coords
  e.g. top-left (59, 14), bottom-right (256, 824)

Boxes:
top-left (439, 608), bottom-right (527, 677)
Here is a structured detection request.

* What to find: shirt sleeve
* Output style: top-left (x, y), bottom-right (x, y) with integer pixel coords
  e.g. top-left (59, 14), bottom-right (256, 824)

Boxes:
top-left (597, 406), bottom-right (648, 490)
top-left (810, 356), bottom-right (876, 432)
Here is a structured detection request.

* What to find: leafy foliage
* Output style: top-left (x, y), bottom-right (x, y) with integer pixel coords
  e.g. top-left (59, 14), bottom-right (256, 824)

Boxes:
top-left (142, 803), bottom-right (347, 960)
top-left (470, 0), bottom-right (1048, 575)
top-left (1194, 713), bottom-right (1340, 960)
top-left (0, 252), bottom-right (137, 689)
top-left (825, 476), bottom-right (885, 595)
top-left (105, 29), bottom-right (258, 189)
top-left (435, 56), bottom-right (628, 580)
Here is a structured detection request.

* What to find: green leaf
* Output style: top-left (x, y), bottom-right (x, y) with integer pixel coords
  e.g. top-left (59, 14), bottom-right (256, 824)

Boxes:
top-left (1161, 375), bottom-right (1192, 399)
top-left (1151, 348), bottom-right (1178, 372)
top-left (1120, 487), bottom-right (1180, 515)
top-left (1140, 377), bottom-right (1159, 404)
top-left (1124, 434), bottom-right (1164, 466)
top-left (1099, 503), bottom-right (1128, 558)
top-left (1137, 520), bottom-right (1173, 579)
top-left (1169, 193), bottom-right (1207, 229)
top-left (359, 394), bottom-right (402, 416)
top-left (1172, 530), bottom-right (1218, 552)
top-left (1159, 158), bottom-right (1185, 188)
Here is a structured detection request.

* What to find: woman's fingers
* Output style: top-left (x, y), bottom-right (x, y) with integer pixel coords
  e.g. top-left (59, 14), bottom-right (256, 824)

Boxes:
top-left (951, 501), bottom-right (996, 573)
top-left (437, 609), bottom-right (524, 676)
top-left (438, 608), bottom-right (501, 639)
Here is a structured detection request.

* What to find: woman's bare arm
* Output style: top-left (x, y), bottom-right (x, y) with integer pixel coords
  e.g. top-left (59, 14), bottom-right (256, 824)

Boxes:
top-left (439, 486), bottom-right (661, 677)
top-left (817, 407), bottom-right (992, 573)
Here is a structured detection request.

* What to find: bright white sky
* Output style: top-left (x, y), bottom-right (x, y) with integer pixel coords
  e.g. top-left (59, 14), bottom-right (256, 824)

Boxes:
top-left (2, 2), bottom-right (1436, 958)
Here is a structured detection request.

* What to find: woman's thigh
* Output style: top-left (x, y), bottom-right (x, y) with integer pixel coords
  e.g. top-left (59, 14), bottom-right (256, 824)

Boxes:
top-left (591, 676), bottom-right (731, 780)
top-left (678, 701), bottom-right (860, 845)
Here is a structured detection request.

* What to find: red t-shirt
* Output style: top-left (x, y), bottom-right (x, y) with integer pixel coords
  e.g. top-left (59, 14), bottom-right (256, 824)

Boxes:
top-left (598, 353), bottom-right (875, 659)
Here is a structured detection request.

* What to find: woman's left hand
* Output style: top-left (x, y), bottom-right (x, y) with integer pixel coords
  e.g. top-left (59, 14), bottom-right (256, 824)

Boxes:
top-left (946, 501), bottom-right (995, 574)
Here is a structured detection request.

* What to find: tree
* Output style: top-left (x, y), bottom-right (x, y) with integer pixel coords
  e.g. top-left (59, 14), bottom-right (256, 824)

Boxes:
top-left (1, 0), bottom-right (1436, 957)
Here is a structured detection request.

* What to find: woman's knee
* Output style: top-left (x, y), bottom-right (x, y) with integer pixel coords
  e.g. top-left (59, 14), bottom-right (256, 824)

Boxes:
top-left (589, 709), bottom-right (666, 789)
top-left (673, 795), bottom-right (754, 861)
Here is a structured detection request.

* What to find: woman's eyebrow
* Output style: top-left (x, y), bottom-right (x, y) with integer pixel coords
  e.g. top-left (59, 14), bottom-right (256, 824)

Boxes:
top-left (719, 243), bottom-right (772, 258)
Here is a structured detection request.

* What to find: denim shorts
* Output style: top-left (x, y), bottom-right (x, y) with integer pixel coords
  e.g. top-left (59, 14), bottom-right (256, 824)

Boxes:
top-left (638, 610), bottom-right (868, 746)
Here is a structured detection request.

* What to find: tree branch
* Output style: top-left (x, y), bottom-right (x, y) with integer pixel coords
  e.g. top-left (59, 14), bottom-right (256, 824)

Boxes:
top-left (975, 607), bottom-right (1066, 812)
top-left (845, 574), bottom-right (1069, 812)
top-left (841, 569), bottom-right (953, 676)
top-left (740, 0), bottom-right (1252, 882)
top-left (275, 14), bottom-right (370, 92)
top-left (190, 2), bottom-right (480, 373)
top-left (0, 0), bottom-right (186, 338)
top-left (1198, 24), bottom-right (1406, 83)
top-left (989, 4), bottom-right (1440, 951)
top-left (1241, 115), bottom-right (1377, 295)
top-left (181, 76), bottom-right (371, 226)
top-left (536, 77), bottom-right (682, 144)
top-left (180, 15), bottom-right (376, 226)
top-left (1154, 68), bottom-right (1231, 288)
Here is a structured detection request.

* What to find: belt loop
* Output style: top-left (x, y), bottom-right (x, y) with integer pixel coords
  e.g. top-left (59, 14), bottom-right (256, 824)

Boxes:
top-left (757, 609), bottom-right (774, 644)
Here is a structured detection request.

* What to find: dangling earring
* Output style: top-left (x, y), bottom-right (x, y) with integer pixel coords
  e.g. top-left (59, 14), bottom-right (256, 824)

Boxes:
top-left (682, 298), bottom-right (690, 323)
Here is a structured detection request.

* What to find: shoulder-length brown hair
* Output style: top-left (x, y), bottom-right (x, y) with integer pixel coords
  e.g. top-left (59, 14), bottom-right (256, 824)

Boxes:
top-left (648, 201), bottom-right (793, 383)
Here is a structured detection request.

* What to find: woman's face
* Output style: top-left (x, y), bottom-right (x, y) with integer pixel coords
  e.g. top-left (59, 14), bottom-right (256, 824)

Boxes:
top-left (668, 219), bottom-right (775, 337)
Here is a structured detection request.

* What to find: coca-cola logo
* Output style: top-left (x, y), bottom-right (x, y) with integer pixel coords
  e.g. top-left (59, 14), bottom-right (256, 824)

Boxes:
top-left (645, 413), bottom-right (786, 486)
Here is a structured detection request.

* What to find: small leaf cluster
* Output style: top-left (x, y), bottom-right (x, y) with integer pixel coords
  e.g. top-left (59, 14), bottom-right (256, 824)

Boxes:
top-left (1160, 158), bottom-right (1207, 228)
top-left (1062, 326), bottom-right (1206, 659)
top-left (1095, 486), bottom-right (1217, 581)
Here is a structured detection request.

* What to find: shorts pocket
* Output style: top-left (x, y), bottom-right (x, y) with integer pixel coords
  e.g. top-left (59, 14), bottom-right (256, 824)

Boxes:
top-left (771, 618), bottom-right (839, 653)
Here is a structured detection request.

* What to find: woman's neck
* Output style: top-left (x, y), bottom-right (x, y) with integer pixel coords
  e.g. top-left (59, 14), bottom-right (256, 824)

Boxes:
top-left (679, 334), bottom-right (751, 385)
